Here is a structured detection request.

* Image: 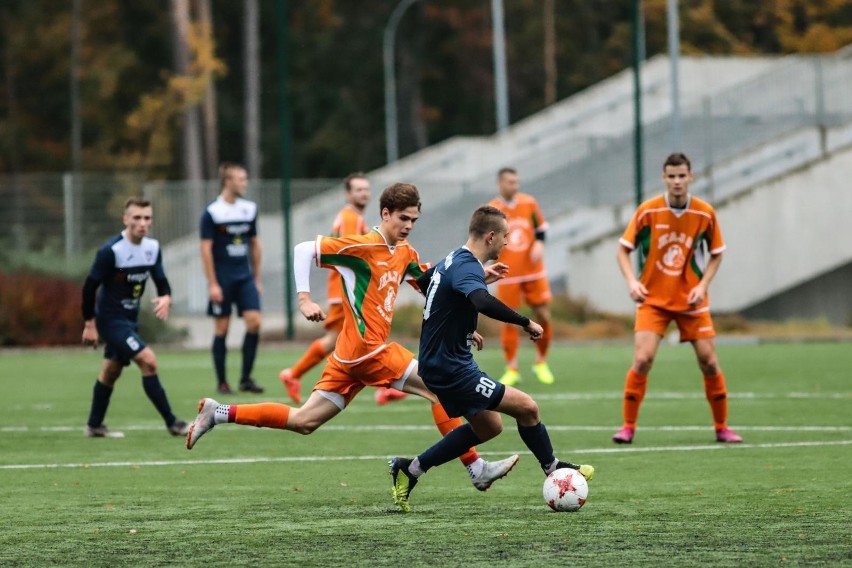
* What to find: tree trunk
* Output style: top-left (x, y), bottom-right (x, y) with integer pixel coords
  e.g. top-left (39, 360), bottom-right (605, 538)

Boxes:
top-left (543, 0), bottom-right (557, 106)
top-left (170, 0), bottom-right (204, 187)
top-left (196, 0), bottom-right (219, 179)
top-left (243, 0), bottom-right (261, 179)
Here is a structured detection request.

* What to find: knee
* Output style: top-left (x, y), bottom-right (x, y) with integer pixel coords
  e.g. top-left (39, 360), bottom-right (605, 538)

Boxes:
top-left (633, 352), bottom-right (655, 374)
top-left (100, 370), bottom-right (121, 386)
top-left (699, 357), bottom-right (720, 376)
top-left (137, 354), bottom-right (157, 375)
top-left (516, 396), bottom-right (541, 425)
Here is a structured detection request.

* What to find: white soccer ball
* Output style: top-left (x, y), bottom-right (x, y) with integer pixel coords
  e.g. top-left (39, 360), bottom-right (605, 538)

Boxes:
top-left (543, 468), bottom-right (589, 512)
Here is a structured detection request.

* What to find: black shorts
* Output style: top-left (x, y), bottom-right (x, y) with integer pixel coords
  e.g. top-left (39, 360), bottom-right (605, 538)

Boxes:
top-left (97, 318), bottom-right (146, 366)
top-left (207, 275), bottom-right (261, 317)
top-left (423, 365), bottom-right (506, 419)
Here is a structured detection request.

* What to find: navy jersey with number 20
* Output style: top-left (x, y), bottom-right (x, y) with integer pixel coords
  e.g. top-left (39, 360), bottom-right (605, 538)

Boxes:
top-left (418, 247), bottom-right (488, 379)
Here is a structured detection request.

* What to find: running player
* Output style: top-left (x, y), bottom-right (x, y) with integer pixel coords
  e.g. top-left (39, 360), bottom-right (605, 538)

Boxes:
top-left (488, 168), bottom-right (555, 386)
top-left (612, 153), bottom-right (742, 444)
top-left (389, 205), bottom-right (594, 512)
top-left (187, 183), bottom-right (519, 492)
top-left (279, 172), bottom-right (407, 406)
top-left (200, 162), bottom-right (264, 395)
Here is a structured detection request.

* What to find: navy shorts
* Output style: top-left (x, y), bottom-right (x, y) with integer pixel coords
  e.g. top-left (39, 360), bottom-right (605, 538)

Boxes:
top-left (208, 275), bottom-right (261, 317)
top-left (97, 318), bottom-right (146, 366)
top-left (423, 365), bottom-right (506, 419)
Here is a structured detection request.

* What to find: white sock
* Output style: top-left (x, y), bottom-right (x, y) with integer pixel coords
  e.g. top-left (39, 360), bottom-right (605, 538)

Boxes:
top-left (544, 458), bottom-right (560, 475)
top-left (408, 457), bottom-right (424, 478)
top-left (214, 405), bottom-right (230, 424)
top-left (466, 457), bottom-right (485, 479)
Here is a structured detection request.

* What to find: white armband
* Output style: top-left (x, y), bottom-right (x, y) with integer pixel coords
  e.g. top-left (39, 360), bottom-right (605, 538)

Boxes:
top-left (293, 241), bottom-right (316, 293)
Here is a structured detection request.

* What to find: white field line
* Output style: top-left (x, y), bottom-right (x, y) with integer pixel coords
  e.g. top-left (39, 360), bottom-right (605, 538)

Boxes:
top-left (1, 424), bottom-right (850, 434)
top-left (1, 439), bottom-right (850, 471)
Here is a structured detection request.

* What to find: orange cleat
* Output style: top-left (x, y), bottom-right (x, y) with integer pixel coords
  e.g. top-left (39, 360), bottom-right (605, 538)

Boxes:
top-left (375, 388), bottom-right (409, 406)
top-left (279, 368), bottom-right (302, 405)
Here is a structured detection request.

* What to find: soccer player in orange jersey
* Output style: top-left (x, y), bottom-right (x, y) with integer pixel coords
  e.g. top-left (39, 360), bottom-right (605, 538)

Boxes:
top-left (488, 168), bottom-right (555, 386)
top-left (278, 173), bottom-right (408, 406)
top-left (187, 183), bottom-right (520, 491)
top-left (613, 153), bottom-right (742, 444)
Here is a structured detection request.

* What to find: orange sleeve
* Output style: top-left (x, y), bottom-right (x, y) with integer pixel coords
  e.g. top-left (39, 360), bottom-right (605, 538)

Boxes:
top-left (708, 211), bottom-right (726, 255)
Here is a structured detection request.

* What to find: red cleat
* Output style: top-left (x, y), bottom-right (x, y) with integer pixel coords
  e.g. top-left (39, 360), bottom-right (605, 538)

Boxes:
top-left (279, 368), bottom-right (301, 405)
top-left (612, 426), bottom-right (635, 444)
top-left (375, 388), bottom-right (409, 406)
top-left (715, 427), bottom-right (743, 443)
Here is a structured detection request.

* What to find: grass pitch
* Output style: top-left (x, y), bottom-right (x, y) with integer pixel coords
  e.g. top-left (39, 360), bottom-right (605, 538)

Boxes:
top-left (1, 341), bottom-right (850, 567)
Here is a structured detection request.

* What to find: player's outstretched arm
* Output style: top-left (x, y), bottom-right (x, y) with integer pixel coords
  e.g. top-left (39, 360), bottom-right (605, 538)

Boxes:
top-left (483, 262), bottom-right (509, 284)
top-left (294, 241), bottom-right (326, 322)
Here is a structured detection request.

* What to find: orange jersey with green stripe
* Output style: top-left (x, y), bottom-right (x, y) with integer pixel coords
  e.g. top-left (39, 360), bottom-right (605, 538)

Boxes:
top-left (620, 194), bottom-right (725, 313)
top-left (326, 205), bottom-right (368, 304)
top-left (316, 229), bottom-right (428, 361)
top-left (488, 193), bottom-right (548, 283)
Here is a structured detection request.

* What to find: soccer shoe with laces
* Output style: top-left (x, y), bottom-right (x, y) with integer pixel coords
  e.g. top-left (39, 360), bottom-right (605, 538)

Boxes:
top-left (612, 426), bottom-right (635, 444)
top-left (532, 362), bottom-right (555, 385)
top-left (498, 368), bottom-right (521, 386)
top-left (375, 388), bottom-right (409, 406)
top-left (547, 460), bottom-right (595, 482)
top-left (389, 457), bottom-right (418, 512)
top-left (84, 424), bottom-right (125, 438)
top-left (471, 454), bottom-right (520, 491)
top-left (279, 368), bottom-right (302, 404)
top-left (715, 427), bottom-right (743, 443)
top-left (239, 378), bottom-right (265, 393)
top-left (186, 398), bottom-right (219, 450)
top-left (167, 419), bottom-right (190, 436)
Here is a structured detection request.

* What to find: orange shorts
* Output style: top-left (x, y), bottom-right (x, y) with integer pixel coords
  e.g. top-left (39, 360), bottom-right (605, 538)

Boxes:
top-left (496, 277), bottom-right (552, 309)
top-left (635, 304), bottom-right (716, 342)
top-left (314, 342), bottom-right (416, 408)
top-left (323, 302), bottom-right (345, 332)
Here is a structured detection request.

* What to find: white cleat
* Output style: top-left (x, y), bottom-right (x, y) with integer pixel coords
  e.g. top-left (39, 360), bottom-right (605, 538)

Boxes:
top-left (186, 398), bottom-right (218, 450)
top-left (472, 454), bottom-right (520, 491)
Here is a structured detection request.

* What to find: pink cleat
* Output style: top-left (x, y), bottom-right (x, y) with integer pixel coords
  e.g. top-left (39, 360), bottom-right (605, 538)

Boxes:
top-left (279, 368), bottom-right (301, 405)
top-left (715, 427), bottom-right (743, 443)
top-left (375, 388), bottom-right (409, 406)
top-left (612, 426), bottom-right (635, 444)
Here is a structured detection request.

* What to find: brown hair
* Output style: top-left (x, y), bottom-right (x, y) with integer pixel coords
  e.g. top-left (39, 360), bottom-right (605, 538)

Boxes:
top-left (379, 183), bottom-right (421, 214)
top-left (219, 161), bottom-right (247, 187)
top-left (497, 167), bottom-right (517, 179)
top-left (469, 205), bottom-right (507, 237)
top-left (663, 153), bottom-right (691, 171)
top-left (124, 197), bottom-right (151, 210)
top-left (344, 172), bottom-right (367, 192)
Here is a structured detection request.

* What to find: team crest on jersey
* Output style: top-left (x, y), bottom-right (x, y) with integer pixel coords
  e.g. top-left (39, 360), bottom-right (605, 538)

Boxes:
top-left (506, 218), bottom-right (532, 252)
top-left (377, 270), bottom-right (400, 291)
top-left (145, 250), bottom-right (153, 262)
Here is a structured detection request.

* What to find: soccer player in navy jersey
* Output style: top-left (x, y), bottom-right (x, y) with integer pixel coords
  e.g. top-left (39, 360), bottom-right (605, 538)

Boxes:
top-left (81, 197), bottom-right (189, 438)
top-left (389, 205), bottom-right (595, 512)
top-left (200, 162), bottom-right (264, 395)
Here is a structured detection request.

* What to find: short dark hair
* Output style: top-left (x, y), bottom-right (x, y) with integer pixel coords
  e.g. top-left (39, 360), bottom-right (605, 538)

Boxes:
top-left (343, 172), bottom-right (367, 191)
top-left (379, 183), bottom-right (421, 214)
top-left (469, 205), bottom-right (507, 237)
top-left (124, 197), bottom-right (151, 210)
top-left (497, 167), bottom-right (517, 179)
top-left (663, 153), bottom-right (691, 171)
top-left (219, 162), bottom-right (247, 187)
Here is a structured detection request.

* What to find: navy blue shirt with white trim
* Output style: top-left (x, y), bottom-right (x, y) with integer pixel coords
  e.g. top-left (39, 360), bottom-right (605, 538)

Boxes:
top-left (199, 196), bottom-right (258, 280)
top-left (88, 231), bottom-right (166, 322)
top-left (418, 247), bottom-right (488, 379)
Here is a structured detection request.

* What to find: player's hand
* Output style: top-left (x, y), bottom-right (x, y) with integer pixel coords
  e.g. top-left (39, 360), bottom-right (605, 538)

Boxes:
top-left (484, 262), bottom-right (510, 284)
top-left (82, 321), bottom-right (99, 348)
top-left (152, 295), bottom-right (171, 320)
top-left (524, 320), bottom-right (544, 341)
top-left (471, 331), bottom-right (484, 351)
top-left (209, 283), bottom-right (223, 303)
top-left (687, 283), bottom-right (707, 306)
top-left (255, 278), bottom-right (264, 297)
top-left (529, 240), bottom-right (544, 264)
top-left (627, 279), bottom-right (648, 303)
top-left (298, 298), bottom-right (326, 322)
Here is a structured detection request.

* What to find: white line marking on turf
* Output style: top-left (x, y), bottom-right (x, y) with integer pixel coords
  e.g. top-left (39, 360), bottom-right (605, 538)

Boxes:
top-left (1, 440), bottom-right (850, 471)
top-left (2, 424), bottom-right (849, 434)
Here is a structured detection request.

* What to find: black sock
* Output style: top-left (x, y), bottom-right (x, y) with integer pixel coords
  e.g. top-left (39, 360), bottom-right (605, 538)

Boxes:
top-left (241, 332), bottom-right (259, 383)
top-left (87, 380), bottom-right (113, 428)
top-left (418, 424), bottom-right (483, 472)
top-left (142, 374), bottom-right (176, 426)
top-left (518, 422), bottom-right (555, 470)
top-left (212, 335), bottom-right (227, 385)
